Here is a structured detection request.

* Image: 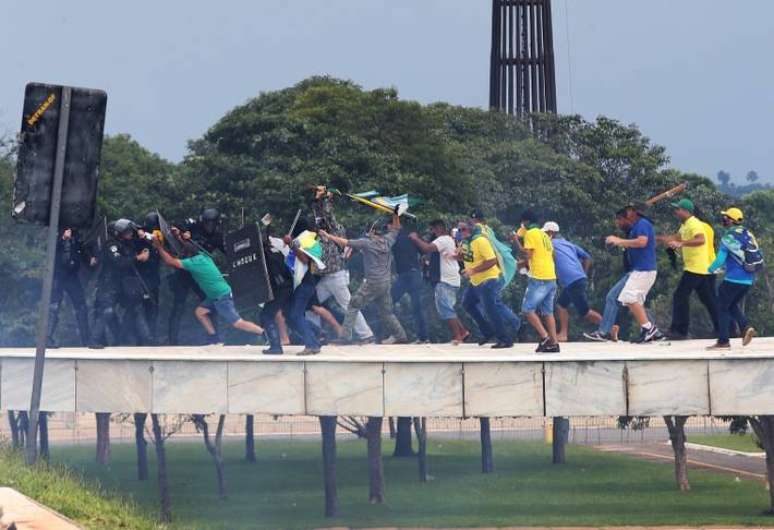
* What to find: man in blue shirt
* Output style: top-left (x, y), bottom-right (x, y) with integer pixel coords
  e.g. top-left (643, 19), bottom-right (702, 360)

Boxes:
top-left (604, 205), bottom-right (665, 343)
top-left (542, 222), bottom-right (602, 341)
top-left (706, 207), bottom-right (757, 350)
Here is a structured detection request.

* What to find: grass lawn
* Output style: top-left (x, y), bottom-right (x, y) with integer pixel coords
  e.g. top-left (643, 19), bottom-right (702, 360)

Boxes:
top-left (690, 433), bottom-right (762, 453)
top-left (34, 437), bottom-right (773, 529)
top-left (0, 446), bottom-right (161, 529)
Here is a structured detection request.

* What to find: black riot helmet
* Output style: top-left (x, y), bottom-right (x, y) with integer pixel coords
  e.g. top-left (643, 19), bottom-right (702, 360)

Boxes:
top-left (113, 218), bottom-right (137, 239)
top-left (145, 211), bottom-right (160, 231)
top-left (200, 208), bottom-right (221, 234)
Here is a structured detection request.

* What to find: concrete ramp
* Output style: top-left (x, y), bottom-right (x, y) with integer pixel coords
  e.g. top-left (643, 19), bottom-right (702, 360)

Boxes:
top-left (0, 338), bottom-right (772, 417)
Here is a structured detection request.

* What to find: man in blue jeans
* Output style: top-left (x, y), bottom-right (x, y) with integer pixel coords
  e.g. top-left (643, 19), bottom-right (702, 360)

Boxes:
top-left (458, 222), bottom-right (514, 349)
top-left (392, 223), bottom-right (429, 343)
top-left (706, 207), bottom-right (757, 350)
top-left (585, 211), bottom-right (633, 342)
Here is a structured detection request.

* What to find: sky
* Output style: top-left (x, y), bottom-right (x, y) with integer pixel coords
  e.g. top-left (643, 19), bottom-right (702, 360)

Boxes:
top-left (1, 0), bottom-right (772, 183)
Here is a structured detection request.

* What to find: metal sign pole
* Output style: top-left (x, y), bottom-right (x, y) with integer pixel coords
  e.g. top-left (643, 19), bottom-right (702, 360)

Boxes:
top-left (26, 86), bottom-right (72, 465)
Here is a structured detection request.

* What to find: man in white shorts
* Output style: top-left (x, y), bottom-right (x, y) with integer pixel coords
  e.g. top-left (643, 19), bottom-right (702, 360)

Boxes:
top-left (605, 205), bottom-right (665, 343)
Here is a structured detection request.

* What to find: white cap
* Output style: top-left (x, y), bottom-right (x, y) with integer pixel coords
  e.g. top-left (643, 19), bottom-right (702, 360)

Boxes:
top-left (542, 221), bottom-right (560, 233)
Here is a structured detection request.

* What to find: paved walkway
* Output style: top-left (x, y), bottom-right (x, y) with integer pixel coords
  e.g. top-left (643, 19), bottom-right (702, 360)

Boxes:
top-left (595, 442), bottom-right (767, 481)
top-left (0, 487), bottom-right (80, 529)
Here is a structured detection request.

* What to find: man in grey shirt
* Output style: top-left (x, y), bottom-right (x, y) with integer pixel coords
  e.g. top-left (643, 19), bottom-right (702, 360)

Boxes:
top-left (319, 214), bottom-right (408, 344)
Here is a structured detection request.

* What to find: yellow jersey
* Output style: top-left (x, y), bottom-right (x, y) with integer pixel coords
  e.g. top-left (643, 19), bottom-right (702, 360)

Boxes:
top-left (523, 227), bottom-right (556, 280)
top-left (678, 216), bottom-right (713, 275)
top-left (462, 235), bottom-right (502, 286)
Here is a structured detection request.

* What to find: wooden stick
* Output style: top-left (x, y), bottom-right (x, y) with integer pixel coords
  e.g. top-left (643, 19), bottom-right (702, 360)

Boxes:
top-left (645, 182), bottom-right (688, 207)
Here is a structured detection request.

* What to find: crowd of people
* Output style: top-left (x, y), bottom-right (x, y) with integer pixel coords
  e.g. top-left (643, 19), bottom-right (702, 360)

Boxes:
top-left (45, 185), bottom-right (763, 355)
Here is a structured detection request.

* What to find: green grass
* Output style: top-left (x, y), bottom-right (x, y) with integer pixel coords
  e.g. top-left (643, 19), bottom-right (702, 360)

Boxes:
top-left (690, 433), bottom-right (762, 453)
top-left (32, 438), bottom-right (774, 529)
top-left (0, 445), bottom-right (162, 529)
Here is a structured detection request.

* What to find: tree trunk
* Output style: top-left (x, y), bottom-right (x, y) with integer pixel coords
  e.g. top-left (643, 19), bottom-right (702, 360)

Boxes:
top-left (366, 417), bottom-right (385, 503)
top-left (664, 416), bottom-right (690, 491)
top-left (11, 411), bottom-right (30, 449)
top-left (213, 415), bottom-right (226, 499)
top-left (552, 417), bottom-right (569, 464)
top-left (95, 412), bottom-right (111, 465)
top-left (388, 417), bottom-right (396, 439)
top-left (480, 417), bottom-right (494, 473)
top-left (134, 413), bottom-right (149, 481)
top-left (8, 410), bottom-right (20, 448)
top-left (19, 412), bottom-right (29, 449)
top-left (38, 412), bottom-right (49, 461)
top-left (319, 416), bottom-right (338, 518)
top-left (749, 416), bottom-right (774, 513)
top-left (192, 414), bottom-right (227, 499)
top-left (151, 414), bottom-right (172, 523)
top-left (393, 416), bottom-right (415, 457)
top-left (245, 414), bottom-right (256, 463)
top-left (413, 417), bottom-right (428, 482)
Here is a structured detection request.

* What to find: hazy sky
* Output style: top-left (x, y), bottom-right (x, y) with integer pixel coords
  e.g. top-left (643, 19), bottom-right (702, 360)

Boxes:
top-left (1, 1), bottom-right (772, 183)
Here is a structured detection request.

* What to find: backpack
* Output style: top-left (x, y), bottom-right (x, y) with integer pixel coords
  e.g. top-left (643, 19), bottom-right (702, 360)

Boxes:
top-left (730, 227), bottom-right (765, 273)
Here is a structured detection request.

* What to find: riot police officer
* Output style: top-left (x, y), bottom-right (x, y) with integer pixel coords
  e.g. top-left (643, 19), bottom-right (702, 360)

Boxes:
top-left (115, 219), bottom-right (154, 346)
top-left (168, 207), bottom-right (225, 345)
top-left (135, 212), bottom-right (162, 343)
top-left (47, 227), bottom-right (91, 347)
top-left (90, 221), bottom-right (124, 348)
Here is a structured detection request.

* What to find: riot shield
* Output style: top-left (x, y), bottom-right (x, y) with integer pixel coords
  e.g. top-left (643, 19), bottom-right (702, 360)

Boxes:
top-left (225, 223), bottom-right (273, 312)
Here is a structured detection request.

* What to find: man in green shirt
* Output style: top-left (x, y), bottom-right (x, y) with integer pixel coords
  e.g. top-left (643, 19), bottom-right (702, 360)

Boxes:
top-left (153, 235), bottom-right (264, 344)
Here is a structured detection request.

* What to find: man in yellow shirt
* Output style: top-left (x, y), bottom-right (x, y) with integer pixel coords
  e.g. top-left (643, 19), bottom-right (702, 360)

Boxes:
top-left (458, 222), bottom-right (514, 349)
top-left (515, 210), bottom-right (560, 353)
top-left (658, 198), bottom-right (719, 339)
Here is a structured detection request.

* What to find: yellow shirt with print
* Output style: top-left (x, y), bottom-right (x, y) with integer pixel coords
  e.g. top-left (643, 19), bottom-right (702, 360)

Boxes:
top-left (702, 221), bottom-right (716, 264)
top-left (462, 235), bottom-right (501, 286)
top-left (523, 227), bottom-right (556, 280)
top-left (678, 216), bottom-right (713, 274)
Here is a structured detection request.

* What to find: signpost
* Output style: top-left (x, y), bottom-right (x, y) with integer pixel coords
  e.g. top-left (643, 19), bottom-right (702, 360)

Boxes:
top-left (13, 83), bottom-right (107, 464)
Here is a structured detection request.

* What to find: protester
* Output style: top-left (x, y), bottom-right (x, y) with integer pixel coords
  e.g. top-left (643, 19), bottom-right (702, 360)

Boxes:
top-left (458, 221), bottom-right (514, 349)
top-left (409, 220), bottom-right (469, 344)
top-left (604, 205), bottom-right (665, 343)
top-left (153, 231), bottom-right (265, 344)
top-left (470, 210), bottom-right (522, 333)
top-left (392, 220), bottom-right (430, 343)
top-left (541, 222), bottom-right (602, 342)
top-left (168, 208), bottom-right (225, 345)
top-left (319, 214), bottom-right (408, 344)
top-left (584, 212), bottom-right (633, 342)
top-left (312, 186), bottom-right (375, 343)
top-left (513, 211), bottom-right (559, 352)
top-left (706, 207), bottom-right (758, 349)
top-left (658, 198), bottom-right (719, 339)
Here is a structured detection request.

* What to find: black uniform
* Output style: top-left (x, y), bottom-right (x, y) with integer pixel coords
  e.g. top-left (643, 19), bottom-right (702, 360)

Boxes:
top-left (91, 237), bottom-right (125, 347)
top-left (47, 232), bottom-right (91, 346)
top-left (118, 238), bottom-right (154, 346)
top-left (134, 238), bottom-right (161, 343)
top-left (167, 219), bottom-right (225, 345)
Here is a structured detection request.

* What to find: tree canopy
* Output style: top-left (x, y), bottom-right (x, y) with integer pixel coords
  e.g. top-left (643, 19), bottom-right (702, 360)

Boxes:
top-left (2, 76), bottom-right (773, 345)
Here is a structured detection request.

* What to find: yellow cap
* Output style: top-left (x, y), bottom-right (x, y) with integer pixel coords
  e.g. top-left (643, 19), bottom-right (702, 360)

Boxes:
top-left (721, 207), bottom-right (744, 222)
